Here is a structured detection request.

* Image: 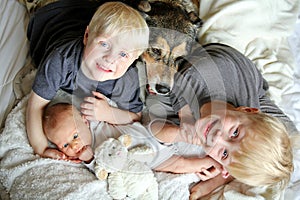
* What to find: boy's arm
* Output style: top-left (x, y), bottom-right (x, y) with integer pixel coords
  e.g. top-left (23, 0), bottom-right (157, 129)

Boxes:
top-left (154, 155), bottom-right (222, 179)
top-left (190, 174), bottom-right (234, 200)
top-left (26, 91), bottom-right (66, 159)
top-left (26, 91), bottom-right (49, 155)
top-left (150, 118), bottom-right (201, 145)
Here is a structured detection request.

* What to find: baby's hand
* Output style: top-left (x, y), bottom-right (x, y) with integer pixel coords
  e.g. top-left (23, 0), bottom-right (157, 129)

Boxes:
top-left (42, 148), bottom-right (67, 160)
top-left (78, 145), bottom-right (94, 163)
top-left (81, 91), bottom-right (111, 121)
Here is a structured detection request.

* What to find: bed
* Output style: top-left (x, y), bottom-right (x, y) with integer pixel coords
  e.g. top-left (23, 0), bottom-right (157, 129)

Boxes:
top-left (1, 0), bottom-right (300, 199)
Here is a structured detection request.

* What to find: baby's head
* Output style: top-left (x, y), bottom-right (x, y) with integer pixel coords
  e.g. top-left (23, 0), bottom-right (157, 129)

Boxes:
top-left (42, 103), bottom-right (92, 158)
top-left (197, 106), bottom-right (293, 189)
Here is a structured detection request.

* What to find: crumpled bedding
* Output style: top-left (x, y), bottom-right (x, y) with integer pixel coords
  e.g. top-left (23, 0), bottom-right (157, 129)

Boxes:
top-left (198, 0), bottom-right (299, 109)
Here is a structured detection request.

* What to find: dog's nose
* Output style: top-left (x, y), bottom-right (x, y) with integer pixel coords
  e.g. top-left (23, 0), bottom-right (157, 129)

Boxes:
top-left (155, 84), bottom-right (170, 94)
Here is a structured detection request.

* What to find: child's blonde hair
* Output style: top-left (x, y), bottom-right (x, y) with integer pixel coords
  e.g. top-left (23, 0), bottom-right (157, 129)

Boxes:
top-left (88, 2), bottom-right (149, 55)
top-left (227, 112), bottom-right (293, 189)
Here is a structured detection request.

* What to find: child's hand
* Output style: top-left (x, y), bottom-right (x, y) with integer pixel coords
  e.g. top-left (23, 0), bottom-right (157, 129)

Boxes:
top-left (81, 91), bottom-right (111, 121)
top-left (64, 146), bottom-right (93, 164)
top-left (196, 156), bottom-right (222, 181)
top-left (196, 166), bottom-right (221, 181)
top-left (42, 148), bottom-right (67, 160)
top-left (43, 148), bottom-right (82, 163)
top-left (78, 145), bottom-right (94, 163)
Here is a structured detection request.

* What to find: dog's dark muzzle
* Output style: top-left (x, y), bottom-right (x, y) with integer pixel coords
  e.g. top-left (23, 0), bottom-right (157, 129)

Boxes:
top-left (155, 83), bottom-right (170, 94)
top-left (147, 83), bottom-right (171, 95)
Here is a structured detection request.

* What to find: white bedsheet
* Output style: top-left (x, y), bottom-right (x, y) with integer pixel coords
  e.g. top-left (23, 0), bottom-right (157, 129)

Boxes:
top-left (0, 0), bottom-right (29, 129)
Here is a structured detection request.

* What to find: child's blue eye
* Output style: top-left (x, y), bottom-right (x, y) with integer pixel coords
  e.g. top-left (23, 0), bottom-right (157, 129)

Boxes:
top-left (100, 41), bottom-right (109, 48)
top-left (222, 149), bottom-right (228, 160)
top-left (231, 129), bottom-right (239, 138)
top-left (63, 143), bottom-right (69, 148)
top-left (73, 133), bottom-right (79, 139)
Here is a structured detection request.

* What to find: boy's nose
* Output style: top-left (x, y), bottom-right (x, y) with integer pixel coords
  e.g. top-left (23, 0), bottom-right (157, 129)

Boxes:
top-left (103, 53), bottom-right (116, 64)
top-left (205, 130), bottom-right (225, 154)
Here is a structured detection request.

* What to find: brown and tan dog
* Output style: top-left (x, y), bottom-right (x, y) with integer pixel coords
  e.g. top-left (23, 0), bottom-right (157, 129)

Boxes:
top-left (137, 0), bottom-right (202, 95)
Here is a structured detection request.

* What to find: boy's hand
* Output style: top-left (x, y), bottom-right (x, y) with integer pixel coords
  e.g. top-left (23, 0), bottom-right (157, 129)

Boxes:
top-left (196, 156), bottom-right (222, 181)
top-left (81, 91), bottom-right (111, 121)
top-left (196, 166), bottom-right (221, 181)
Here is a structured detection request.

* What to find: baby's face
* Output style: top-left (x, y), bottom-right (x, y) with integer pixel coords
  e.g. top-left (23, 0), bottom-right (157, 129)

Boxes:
top-left (82, 34), bottom-right (139, 82)
top-left (46, 113), bottom-right (92, 158)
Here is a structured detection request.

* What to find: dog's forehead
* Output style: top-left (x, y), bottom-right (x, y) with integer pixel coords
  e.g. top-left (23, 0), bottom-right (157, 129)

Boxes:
top-left (144, 1), bottom-right (197, 38)
top-left (149, 28), bottom-right (192, 47)
top-left (149, 36), bottom-right (187, 55)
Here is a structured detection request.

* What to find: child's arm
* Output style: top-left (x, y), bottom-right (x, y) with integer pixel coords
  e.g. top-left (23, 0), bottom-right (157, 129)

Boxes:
top-left (26, 91), bottom-right (66, 158)
top-left (81, 91), bottom-right (141, 124)
top-left (190, 174), bottom-right (234, 200)
top-left (154, 155), bottom-right (222, 180)
top-left (150, 119), bottom-right (201, 145)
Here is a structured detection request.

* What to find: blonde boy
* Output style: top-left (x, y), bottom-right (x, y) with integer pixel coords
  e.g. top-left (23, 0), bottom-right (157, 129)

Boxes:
top-left (26, 1), bottom-right (149, 159)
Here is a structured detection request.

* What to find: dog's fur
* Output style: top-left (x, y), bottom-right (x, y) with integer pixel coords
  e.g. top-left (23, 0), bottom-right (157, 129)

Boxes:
top-left (134, 0), bottom-right (202, 95)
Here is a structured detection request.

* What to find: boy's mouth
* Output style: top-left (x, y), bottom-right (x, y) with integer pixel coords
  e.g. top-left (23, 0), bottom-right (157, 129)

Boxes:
top-left (96, 63), bottom-right (113, 72)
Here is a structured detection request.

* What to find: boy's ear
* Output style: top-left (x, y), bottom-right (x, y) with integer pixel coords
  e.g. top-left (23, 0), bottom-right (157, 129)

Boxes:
top-left (83, 26), bottom-right (89, 45)
top-left (236, 106), bottom-right (259, 114)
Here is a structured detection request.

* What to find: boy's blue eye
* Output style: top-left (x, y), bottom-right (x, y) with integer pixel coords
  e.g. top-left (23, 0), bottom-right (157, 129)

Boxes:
top-left (222, 149), bottom-right (228, 160)
top-left (231, 129), bottom-right (239, 138)
top-left (100, 41), bottom-right (109, 48)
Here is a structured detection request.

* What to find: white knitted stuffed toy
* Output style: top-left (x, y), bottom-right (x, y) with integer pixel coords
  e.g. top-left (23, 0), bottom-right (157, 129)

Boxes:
top-left (94, 134), bottom-right (158, 200)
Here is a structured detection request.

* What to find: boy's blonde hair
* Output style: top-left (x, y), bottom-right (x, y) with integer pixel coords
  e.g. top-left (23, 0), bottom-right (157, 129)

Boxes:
top-left (88, 2), bottom-right (149, 55)
top-left (228, 112), bottom-right (293, 189)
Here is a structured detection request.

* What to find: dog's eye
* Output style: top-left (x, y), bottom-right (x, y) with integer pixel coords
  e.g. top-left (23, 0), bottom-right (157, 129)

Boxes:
top-left (151, 48), bottom-right (161, 56)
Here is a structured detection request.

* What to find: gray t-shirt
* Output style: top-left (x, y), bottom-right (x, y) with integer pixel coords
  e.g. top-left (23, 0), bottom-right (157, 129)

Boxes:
top-left (172, 43), bottom-right (298, 134)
